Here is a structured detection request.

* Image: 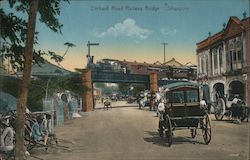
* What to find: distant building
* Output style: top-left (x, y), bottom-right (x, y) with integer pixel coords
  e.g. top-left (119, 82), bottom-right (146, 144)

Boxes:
top-left (16, 61), bottom-right (72, 79)
top-left (196, 16), bottom-right (250, 105)
top-left (92, 58), bottom-right (197, 80)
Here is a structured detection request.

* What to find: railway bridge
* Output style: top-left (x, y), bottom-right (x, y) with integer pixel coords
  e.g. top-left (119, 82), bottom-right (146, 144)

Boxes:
top-left (81, 69), bottom-right (188, 111)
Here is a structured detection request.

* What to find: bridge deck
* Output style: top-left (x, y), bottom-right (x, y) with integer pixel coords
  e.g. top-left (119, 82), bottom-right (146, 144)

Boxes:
top-left (92, 71), bottom-right (149, 84)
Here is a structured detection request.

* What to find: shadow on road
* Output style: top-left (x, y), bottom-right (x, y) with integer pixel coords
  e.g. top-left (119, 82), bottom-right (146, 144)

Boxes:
top-left (143, 131), bottom-right (167, 147)
top-left (143, 131), bottom-right (204, 147)
top-left (170, 136), bottom-right (204, 145)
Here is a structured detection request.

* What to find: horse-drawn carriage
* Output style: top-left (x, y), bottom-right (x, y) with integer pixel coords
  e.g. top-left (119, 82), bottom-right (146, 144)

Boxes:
top-left (158, 82), bottom-right (211, 146)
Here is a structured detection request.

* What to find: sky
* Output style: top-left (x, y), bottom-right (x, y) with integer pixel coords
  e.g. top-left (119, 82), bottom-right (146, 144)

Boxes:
top-left (3, 0), bottom-right (250, 71)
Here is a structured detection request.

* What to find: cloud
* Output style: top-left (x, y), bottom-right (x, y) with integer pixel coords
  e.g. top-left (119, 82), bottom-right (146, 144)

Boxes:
top-left (93, 18), bottom-right (153, 40)
top-left (160, 28), bottom-right (177, 36)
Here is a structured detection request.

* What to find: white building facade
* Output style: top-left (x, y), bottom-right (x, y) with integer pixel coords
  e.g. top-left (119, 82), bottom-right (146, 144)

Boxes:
top-left (196, 16), bottom-right (250, 105)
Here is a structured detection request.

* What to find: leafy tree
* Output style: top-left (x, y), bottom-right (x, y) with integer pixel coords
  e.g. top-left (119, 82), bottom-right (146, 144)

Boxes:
top-left (15, 2), bottom-right (38, 159)
top-left (118, 83), bottom-right (147, 96)
top-left (133, 84), bottom-right (147, 95)
top-left (49, 74), bottom-right (90, 96)
top-left (1, 0), bottom-right (67, 71)
top-left (27, 74), bottom-right (89, 112)
top-left (1, 0), bottom-right (69, 159)
top-left (94, 83), bottom-right (106, 90)
top-left (0, 75), bottom-right (20, 97)
top-left (118, 83), bottom-right (130, 95)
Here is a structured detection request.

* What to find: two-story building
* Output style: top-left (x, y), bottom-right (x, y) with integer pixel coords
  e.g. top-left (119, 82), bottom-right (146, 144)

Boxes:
top-left (196, 16), bottom-right (250, 105)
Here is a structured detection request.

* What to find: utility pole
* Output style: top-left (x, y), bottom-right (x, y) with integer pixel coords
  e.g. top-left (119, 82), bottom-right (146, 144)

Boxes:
top-left (161, 42), bottom-right (168, 64)
top-left (86, 41), bottom-right (99, 68)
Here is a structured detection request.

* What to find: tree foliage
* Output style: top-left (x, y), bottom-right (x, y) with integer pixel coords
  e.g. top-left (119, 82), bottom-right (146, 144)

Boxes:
top-left (0, 0), bottom-right (69, 71)
top-left (118, 83), bottom-right (147, 96)
top-left (0, 75), bottom-right (20, 98)
top-left (49, 74), bottom-right (90, 96)
top-left (1, 1), bottom-right (70, 158)
top-left (28, 74), bottom-right (89, 112)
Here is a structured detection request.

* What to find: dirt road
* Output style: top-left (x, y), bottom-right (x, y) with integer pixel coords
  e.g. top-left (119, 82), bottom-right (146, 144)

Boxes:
top-left (28, 106), bottom-right (249, 160)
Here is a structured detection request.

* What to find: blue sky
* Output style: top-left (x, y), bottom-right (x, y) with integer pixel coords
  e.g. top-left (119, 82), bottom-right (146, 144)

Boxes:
top-left (3, 0), bottom-right (250, 71)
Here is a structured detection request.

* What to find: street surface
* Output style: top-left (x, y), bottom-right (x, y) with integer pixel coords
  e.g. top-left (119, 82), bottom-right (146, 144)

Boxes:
top-left (29, 101), bottom-right (249, 160)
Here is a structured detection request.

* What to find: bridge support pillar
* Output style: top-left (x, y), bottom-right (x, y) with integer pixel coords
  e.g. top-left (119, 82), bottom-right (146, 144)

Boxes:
top-left (150, 72), bottom-right (158, 110)
top-left (82, 69), bottom-right (94, 112)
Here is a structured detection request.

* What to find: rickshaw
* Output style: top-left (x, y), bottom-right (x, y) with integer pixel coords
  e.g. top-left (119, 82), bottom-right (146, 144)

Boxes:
top-left (213, 95), bottom-right (249, 122)
top-left (158, 82), bottom-right (211, 146)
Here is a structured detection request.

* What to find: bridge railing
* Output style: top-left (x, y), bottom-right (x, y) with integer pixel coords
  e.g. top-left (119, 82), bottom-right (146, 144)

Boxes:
top-left (91, 71), bottom-right (150, 84)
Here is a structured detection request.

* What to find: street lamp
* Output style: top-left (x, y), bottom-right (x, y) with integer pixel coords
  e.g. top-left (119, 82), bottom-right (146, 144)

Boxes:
top-left (161, 42), bottom-right (168, 64)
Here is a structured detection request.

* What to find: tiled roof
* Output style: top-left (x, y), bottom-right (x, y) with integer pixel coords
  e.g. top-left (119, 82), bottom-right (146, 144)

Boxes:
top-left (164, 58), bottom-right (183, 67)
top-left (17, 61), bottom-right (72, 76)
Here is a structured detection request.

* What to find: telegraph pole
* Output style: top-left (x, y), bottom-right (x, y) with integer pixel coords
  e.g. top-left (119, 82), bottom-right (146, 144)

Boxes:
top-left (86, 41), bottom-right (99, 68)
top-left (161, 42), bottom-right (168, 64)
top-left (87, 41), bottom-right (99, 57)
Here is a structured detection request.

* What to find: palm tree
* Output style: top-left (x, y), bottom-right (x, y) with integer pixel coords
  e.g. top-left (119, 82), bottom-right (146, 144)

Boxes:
top-left (62, 42), bottom-right (76, 58)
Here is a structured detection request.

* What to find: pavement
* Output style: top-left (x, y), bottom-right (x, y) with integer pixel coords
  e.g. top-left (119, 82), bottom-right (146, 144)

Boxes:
top-left (28, 102), bottom-right (249, 160)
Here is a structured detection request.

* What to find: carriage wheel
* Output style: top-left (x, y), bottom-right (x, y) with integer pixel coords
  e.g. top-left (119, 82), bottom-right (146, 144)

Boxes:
top-left (190, 129), bottom-right (197, 138)
top-left (201, 113), bottom-right (212, 144)
top-left (165, 114), bottom-right (173, 147)
top-left (214, 98), bottom-right (225, 120)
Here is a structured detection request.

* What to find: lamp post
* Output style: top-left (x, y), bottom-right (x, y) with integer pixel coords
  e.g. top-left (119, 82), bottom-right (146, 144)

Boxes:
top-left (161, 42), bottom-right (168, 64)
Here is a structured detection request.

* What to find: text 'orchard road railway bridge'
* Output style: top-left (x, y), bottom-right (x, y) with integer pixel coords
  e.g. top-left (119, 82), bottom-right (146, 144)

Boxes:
top-left (81, 69), bottom-right (191, 112)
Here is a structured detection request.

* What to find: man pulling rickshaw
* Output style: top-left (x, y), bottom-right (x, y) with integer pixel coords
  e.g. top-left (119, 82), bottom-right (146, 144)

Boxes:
top-left (213, 94), bottom-right (249, 123)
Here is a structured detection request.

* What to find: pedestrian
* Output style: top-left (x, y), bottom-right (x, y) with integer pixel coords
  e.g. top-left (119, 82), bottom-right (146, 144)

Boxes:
top-left (101, 97), bottom-right (104, 104)
top-left (157, 99), bottom-right (165, 120)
